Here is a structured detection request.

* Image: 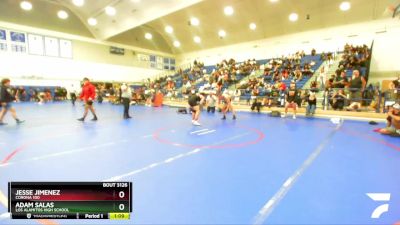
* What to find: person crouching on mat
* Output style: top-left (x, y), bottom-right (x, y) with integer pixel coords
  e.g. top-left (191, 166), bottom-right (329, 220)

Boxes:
top-left (77, 78), bottom-right (98, 122)
top-left (375, 103), bottom-right (400, 136)
top-left (120, 83), bottom-right (132, 119)
top-left (0, 78), bottom-right (24, 125)
top-left (188, 90), bottom-right (204, 126)
top-left (283, 82), bottom-right (298, 119)
top-left (221, 90), bottom-right (237, 120)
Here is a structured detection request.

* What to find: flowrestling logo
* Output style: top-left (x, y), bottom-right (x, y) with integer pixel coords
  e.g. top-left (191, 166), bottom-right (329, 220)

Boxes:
top-left (366, 193), bottom-right (391, 219)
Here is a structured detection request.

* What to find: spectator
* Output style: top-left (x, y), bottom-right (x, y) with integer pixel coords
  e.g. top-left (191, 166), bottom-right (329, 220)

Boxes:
top-left (251, 98), bottom-right (262, 113)
top-left (347, 70), bottom-right (366, 110)
top-left (206, 92), bottom-right (217, 113)
top-left (305, 92), bottom-right (317, 116)
top-left (331, 89), bottom-right (347, 110)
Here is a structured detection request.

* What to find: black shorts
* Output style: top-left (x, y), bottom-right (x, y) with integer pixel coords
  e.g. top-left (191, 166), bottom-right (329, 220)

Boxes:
top-left (188, 102), bottom-right (198, 108)
top-left (86, 100), bottom-right (93, 106)
top-left (0, 102), bottom-right (11, 110)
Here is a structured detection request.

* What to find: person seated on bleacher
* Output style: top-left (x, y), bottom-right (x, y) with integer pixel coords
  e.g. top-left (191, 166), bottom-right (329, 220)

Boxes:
top-left (375, 103), bottom-right (400, 136)
top-left (330, 89), bottom-right (347, 110)
top-left (251, 98), bottom-right (262, 113)
top-left (293, 68), bottom-right (303, 82)
top-left (265, 85), bottom-right (279, 108)
top-left (305, 92), bottom-right (317, 116)
top-left (333, 71), bottom-right (349, 89)
top-left (30, 89), bottom-right (39, 102)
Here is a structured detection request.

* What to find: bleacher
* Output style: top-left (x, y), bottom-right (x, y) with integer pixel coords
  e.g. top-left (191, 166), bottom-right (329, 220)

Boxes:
top-left (155, 51), bottom-right (329, 104)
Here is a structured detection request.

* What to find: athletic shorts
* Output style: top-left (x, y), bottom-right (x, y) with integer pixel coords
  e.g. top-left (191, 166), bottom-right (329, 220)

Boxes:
top-left (286, 102), bottom-right (297, 108)
top-left (188, 101), bottom-right (198, 107)
top-left (86, 100), bottom-right (93, 106)
top-left (0, 103), bottom-right (11, 110)
top-left (386, 127), bottom-right (400, 135)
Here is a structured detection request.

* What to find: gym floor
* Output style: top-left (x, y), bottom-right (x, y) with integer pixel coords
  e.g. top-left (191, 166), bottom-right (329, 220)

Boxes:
top-left (0, 102), bottom-right (399, 225)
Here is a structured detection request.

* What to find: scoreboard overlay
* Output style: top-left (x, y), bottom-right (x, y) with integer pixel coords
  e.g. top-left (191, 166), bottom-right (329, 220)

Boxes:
top-left (8, 182), bottom-right (132, 220)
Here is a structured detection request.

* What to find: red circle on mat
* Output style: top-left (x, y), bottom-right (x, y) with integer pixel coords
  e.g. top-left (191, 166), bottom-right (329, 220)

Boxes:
top-left (153, 125), bottom-right (265, 149)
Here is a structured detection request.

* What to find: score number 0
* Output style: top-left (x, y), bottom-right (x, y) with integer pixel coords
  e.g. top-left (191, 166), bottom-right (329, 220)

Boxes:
top-left (118, 191), bottom-right (126, 211)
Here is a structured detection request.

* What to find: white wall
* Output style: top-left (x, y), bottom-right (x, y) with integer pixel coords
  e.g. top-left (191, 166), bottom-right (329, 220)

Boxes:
top-left (176, 19), bottom-right (400, 69)
top-left (0, 52), bottom-right (161, 85)
top-left (0, 20), bottom-right (172, 86)
top-left (370, 26), bottom-right (400, 73)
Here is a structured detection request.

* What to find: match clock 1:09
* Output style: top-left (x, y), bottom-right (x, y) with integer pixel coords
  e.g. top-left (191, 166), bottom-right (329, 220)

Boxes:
top-left (109, 213), bottom-right (130, 220)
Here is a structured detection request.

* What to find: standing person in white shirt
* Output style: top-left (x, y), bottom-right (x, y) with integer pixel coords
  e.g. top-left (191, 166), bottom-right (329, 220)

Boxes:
top-left (120, 83), bottom-right (132, 119)
top-left (318, 63), bottom-right (327, 90)
top-left (68, 84), bottom-right (78, 106)
top-left (206, 91), bottom-right (218, 113)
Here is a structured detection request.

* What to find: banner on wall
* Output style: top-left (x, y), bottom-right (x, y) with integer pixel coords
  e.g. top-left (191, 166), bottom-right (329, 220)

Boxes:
top-left (10, 31), bottom-right (27, 53)
top-left (44, 36), bottom-right (59, 57)
top-left (0, 29), bottom-right (6, 52)
top-left (28, 34), bottom-right (44, 55)
top-left (0, 29), bottom-right (6, 40)
top-left (60, 39), bottom-right (72, 58)
top-left (10, 31), bottom-right (26, 43)
top-left (156, 56), bottom-right (163, 69)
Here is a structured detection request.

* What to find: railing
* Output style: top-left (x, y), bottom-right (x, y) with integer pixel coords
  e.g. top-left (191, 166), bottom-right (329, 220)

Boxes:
top-left (158, 87), bottom-right (399, 114)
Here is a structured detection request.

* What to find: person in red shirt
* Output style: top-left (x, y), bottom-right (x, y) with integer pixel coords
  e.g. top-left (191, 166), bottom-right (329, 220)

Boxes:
top-left (77, 78), bottom-right (98, 121)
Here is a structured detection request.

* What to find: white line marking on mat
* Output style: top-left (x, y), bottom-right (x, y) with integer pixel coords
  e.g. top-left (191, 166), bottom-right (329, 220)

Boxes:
top-left (104, 132), bottom-right (250, 182)
top-left (252, 122), bottom-right (342, 225)
top-left (197, 130), bottom-right (216, 136)
top-left (141, 134), bottom-right (153, 138)
top-left (0, 142), bottom-right (116, 168)
top-left (0, 212), bottom-right (9, 220)
top-left (190, 129), bottom-right (209, 134)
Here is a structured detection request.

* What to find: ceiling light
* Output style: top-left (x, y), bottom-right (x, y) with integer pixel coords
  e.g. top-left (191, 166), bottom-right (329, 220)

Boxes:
top-left (249, 23), bottom-right (257, 30)
top-left (20, 1), bottom-right (32, 11)
top-left (194, 36), bottom-right (201, 43)
top-left (105, 6), bottom-right (116, 16)
top-left (269, 0), bottom-right (279, 3)
top-left (88, 18), bottom-right (97, 26)
top-left (145, 33), bottom-right (152, 40)
top-left (131, 0), bottom-right (140, 2)
top-left (72, 0), bottom-right (84, 7)
top-left (173, 41), bottom-right (181, 47)
top-left (57, 10), bottom-right (69, 19)
top-left (340, 1), bottom-right (351, 11)
top-left (289, 13), bottom-right (298, 22)
top-left (165, 26), bottom-right (173, 34)
top-left (190, 17), bottom-right (200, 26)
top-left (218, 30), bottom-right (226, 37)
top-left (224, 6), bottom-right (234, 16)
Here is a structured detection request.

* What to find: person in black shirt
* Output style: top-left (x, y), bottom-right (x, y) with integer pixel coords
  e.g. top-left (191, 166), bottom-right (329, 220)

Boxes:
top-left (331, 89), bottom-right (347, 110)
top-left (188, 90), bottom-right (204, 126)
top-left (305, 92), bottom-right (317, 116)
top-left (0, 78), bottom-right (24, 125)
top-left (283, 82), bottom-right (298, 119)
